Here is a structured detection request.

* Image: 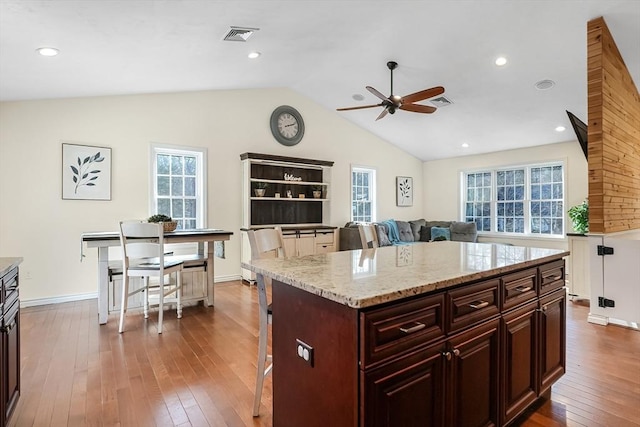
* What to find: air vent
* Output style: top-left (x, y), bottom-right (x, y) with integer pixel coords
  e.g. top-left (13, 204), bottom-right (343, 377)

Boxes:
top-left (223, 26), bottom-right (259, 42)
top-left (430, 96), bottom-right (453, 107)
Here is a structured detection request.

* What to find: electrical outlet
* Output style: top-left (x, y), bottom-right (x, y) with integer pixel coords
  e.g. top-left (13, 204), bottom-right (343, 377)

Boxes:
top-left (296, 339), bottom-right (314, 367)
top-left (24, 270), bottom-right (32, 280)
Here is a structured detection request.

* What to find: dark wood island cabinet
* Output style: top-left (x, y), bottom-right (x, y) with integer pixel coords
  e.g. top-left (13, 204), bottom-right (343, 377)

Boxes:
top-left (0, 258), bottom-right (22, 427)
top-left (244, 242), bottom-right (568, 427)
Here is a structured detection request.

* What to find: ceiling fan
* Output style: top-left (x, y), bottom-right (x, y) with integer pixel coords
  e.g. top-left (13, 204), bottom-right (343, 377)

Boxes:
top-left (337, 61), bottom-right (445, 121)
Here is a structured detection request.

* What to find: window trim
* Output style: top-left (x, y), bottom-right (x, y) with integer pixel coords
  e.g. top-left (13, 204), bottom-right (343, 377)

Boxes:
top-left (149, 143), bottom-right (207, 228)
top-left (350, 165), bottom-right (377, 223)
top-left (460, 160), bottom-right (566, 239)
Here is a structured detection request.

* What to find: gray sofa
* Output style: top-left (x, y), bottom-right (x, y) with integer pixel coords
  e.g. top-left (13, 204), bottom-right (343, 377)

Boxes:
top-left (339, 219), bottom-right (478, 251)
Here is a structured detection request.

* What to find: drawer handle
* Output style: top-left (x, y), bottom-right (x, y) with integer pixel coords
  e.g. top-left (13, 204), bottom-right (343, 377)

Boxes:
top-left (545, 275), bottom-right (563, 282)
top-left (469, 300), bottom-right (489, 309)
top-left (399, 322), bottom-right (426, 334)
top-left (515, 286), bottom-right (532, 293)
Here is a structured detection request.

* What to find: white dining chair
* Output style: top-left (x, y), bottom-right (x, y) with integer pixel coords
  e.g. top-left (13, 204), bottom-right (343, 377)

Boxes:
top-left (118, 220), bottom-right (184, 334)
top-left (246, 227), bottom-right (287, 417)
top-left (358, 223), bottom-right (379, 249)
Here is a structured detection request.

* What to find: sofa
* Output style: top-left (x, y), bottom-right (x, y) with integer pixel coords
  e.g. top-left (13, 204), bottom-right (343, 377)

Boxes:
top-left (339, 219), bottom-right (478, 251)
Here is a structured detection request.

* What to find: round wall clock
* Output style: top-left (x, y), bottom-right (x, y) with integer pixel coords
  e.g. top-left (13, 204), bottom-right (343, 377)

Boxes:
top-left (270, 105), bottom-right (305, 146)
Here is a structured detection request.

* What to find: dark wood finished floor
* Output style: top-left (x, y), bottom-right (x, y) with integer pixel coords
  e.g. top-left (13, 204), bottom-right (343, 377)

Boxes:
top-left (9, 282), bottom-right (640, 427)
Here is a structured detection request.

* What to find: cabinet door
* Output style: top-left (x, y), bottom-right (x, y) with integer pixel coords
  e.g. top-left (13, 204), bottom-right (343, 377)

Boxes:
top-left (538, 289), bottom-right (566, 393)
top-left (297, 233), bottom-right (316, 257)
top-left (282, 235), bottom-right (297, 258)
top-left (363, 342), bottom-right (446, 427)
top-left (2, 306), bottom-right (19, 423)
top-left (0, 318), bottom-right (4, 427)
top-left (447, 318), bottom-right (500, 427)
top-left (501, 301), bottom-right (538, 425)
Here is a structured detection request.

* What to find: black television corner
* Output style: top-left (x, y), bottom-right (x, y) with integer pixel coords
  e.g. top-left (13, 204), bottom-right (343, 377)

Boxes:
top-left (566, 110), bottom-right (588, 159)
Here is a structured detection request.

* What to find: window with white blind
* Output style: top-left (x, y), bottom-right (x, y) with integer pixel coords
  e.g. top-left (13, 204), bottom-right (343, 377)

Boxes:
top-left (462, 162), bottom-right (565, 237)
top-left (150, 144), bottom-right (206, 230)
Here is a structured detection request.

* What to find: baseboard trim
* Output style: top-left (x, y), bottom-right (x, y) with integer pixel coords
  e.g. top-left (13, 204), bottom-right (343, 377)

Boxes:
top-left (19, 274), bottom-right (243, 308)
top-left (21, 292), bottom-right (98, 308)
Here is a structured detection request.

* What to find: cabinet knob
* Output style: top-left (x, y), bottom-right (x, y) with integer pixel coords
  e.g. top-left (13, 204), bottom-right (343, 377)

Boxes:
top-left (452, 348), bottom-right (460, 357)
top-left (442, 351), bottom-right (452, 361)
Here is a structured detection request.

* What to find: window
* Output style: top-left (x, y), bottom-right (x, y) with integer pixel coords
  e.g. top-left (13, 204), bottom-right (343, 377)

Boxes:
top-left (351, 166), bottom-right (376, 223)
top-left (463, 162), bottom-right (564, 237)
top-left (150, 144), bottom-right (206, 230)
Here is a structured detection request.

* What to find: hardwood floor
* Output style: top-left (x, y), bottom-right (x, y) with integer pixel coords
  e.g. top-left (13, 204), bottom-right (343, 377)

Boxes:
top-left (9, 282), bottom-right (640, 427)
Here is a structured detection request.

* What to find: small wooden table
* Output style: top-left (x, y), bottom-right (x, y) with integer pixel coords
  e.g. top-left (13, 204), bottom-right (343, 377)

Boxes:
top-left (82, 228), bottom-right (233, 325)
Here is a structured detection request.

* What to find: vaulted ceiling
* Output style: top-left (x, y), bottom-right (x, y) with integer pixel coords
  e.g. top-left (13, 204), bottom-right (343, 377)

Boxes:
top-left (1, 1), bottom-right (638, 161)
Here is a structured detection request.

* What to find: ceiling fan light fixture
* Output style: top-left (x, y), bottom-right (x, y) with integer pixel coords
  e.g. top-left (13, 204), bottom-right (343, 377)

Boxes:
top-left (36, 47), bottom-right (59, 57)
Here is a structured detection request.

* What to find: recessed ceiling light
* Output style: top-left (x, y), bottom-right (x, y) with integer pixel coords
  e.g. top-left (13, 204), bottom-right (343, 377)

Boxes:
top-left (555, 126), bottom-right (566, 132)
top-left (248, 51), bottom-right (261, 59)
top-left (495, 56), bottom-right (507, 66)
top-left (461, 143), bottom-right (470, 148)
top-left (36, 47), bottom-right (59, 57)
top-left (352, 94), bottom-right (365, 101)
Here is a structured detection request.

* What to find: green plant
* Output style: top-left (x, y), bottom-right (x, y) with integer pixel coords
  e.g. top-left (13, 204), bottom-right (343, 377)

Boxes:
top-left (568, 200), bottom-right (589, 234)
top-left (311, 185), bottom-right (324, 192)
top-left (148, 214), bottom-right (172, 223)
top-left (254, 182), bottom-right (269, 189)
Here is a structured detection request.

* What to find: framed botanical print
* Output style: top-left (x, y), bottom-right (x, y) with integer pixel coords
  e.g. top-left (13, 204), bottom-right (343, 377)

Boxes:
top-left (396, 176), bottom-right (413, 206)
top-left (62, 142), bottom-right (112, 200)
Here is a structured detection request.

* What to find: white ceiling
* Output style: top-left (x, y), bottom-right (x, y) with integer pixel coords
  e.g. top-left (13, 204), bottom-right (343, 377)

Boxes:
top-left (1, 0), bottom-right (639, 161)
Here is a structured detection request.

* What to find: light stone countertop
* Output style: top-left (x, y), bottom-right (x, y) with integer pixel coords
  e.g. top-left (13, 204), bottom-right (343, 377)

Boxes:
top-left (0, 257), bottom-right (23, 278)
top-left (242, 241), bottom-right (569, 309)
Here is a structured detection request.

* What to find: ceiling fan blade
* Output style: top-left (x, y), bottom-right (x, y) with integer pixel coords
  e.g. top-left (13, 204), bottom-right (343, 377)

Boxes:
top-left (366, 86), bottom-right (389, 102)
top-left (375, 108), bottom-right (389, 121)
top-left (401, 86), bottom-right (445, 104)
top-left (336, 103), bottom-right (382, 111)
top-left (399, 104), bottom-right (437, 114)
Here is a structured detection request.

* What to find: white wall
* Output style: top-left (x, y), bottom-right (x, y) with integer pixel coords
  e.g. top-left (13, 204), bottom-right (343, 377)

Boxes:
top-left (0, 88), bottom-right (424, 302)
top-left (422, 141), bottom-right (588, 249)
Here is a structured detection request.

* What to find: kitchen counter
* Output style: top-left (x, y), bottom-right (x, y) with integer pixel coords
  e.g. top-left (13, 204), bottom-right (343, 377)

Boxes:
top-left (242, 241), bottom-right (569, 427)
top-left (0, 258), bottom-right (23, 278)
top-left (242, 241), bottom-right (568, 308)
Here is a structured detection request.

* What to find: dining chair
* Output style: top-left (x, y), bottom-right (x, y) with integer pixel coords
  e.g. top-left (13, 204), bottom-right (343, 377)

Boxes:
top-left (246, 227), bottom-right (287, 417)
top-left (118, 220), bottom-right (184, 334)
top-left (359, 223), bottom-right (379, 249)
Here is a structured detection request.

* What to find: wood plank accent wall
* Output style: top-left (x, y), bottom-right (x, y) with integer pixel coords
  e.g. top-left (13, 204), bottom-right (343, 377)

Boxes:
top-left (587, 17), bottom-right (640, 233)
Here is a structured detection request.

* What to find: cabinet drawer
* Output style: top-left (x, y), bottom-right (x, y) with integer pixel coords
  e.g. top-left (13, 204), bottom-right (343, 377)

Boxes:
top-left (315, 231), bottom-right (335, 244)
top-left (360, 293), bottom-right (445, 369)
top-left (447, 279), bottom-right (500, 333)
top-left (315, 243), bottom-right (334, 254)
top-left (539, 260), bottom-right (565, 296)
top-left (502, 268), bottom-right (537, 311)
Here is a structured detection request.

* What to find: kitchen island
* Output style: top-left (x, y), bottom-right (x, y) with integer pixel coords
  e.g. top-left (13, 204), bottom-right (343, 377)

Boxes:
top-left (0, 257), bottom-right (22, 427)
top-left (242, 241), bottom-right (569, 427)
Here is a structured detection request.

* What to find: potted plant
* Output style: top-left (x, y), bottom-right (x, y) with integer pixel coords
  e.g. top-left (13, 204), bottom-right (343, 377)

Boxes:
top-left (568, 200), bottom-right (589, 234)
top-left (312, 185), bottom-right (325, 199)
top-left (254, 182), bottom-right (268, 197)
top-left (148, 214), bottom-right (178, 232)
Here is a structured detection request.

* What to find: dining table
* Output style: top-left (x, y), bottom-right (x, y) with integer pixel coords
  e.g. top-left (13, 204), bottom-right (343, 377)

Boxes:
top-left (81, 228), bottom-right (233, 325)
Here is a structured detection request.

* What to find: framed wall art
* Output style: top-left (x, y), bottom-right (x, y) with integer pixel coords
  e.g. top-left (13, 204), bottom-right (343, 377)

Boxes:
top-left (396, 176), bottom-right (413, 206)
top-left (62, 142), bottom-right (112, 200)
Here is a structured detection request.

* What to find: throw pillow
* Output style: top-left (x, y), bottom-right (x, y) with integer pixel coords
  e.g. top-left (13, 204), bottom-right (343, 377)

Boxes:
top-left (420, 225), bottom-right (432, 242)
top-left (431, 226), bottom-right (451, 241)
top-left (375, 224), bottom-right (392, 246)
top-left (409, 219), bottom-right (426, 241)
top-left (395, 220), bottom-right (414, 242)
top-left (450, 221), bottom-right (478, 242)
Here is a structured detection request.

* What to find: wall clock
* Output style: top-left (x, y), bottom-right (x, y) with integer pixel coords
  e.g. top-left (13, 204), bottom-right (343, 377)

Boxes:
top-left (270, 105), bottom-right (305, 146)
